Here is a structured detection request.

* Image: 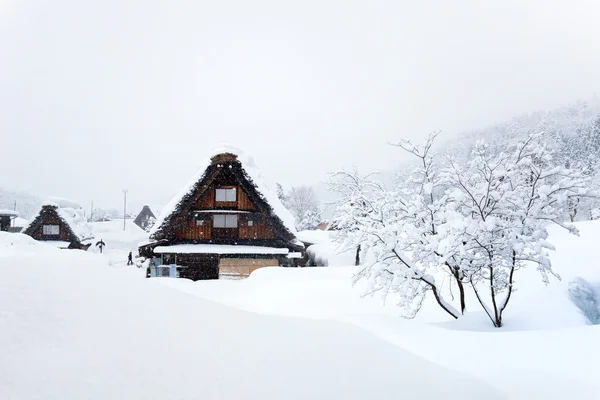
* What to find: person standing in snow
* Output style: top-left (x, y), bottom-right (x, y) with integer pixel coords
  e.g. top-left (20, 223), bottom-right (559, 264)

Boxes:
top-left (127, 252), bottom-right (133, 265)
top-left (96, 239), bottom-right (106, 254)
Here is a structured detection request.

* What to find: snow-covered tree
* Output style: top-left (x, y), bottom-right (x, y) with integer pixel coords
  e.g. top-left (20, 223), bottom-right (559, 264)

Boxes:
top-left (442, 135), bottom-right (592, 327)
top-left (286, 185), bottom-right (320, 227)
top-left (297, 209), bottom-right (321, 231)
top-left (392, 132), bottom-right (468, 315)
top-left (331, 133), bottom-right (594, 327)
top-left (276, 183), bottom-right (288, 206)
top-left (329, 165), bottom-right (461, 319)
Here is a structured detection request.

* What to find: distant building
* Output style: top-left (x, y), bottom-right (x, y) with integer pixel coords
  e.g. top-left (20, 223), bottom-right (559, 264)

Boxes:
top-left (133, 205), bottom-right (157, 231)
top-left (21, 202), bottom-right (93, 250)
top-left (317, 221), bottom-right (329, 231)
top-left (0, 209), bottom-right (19, 232)
top-left (139, 148), bottom-right (304, 280)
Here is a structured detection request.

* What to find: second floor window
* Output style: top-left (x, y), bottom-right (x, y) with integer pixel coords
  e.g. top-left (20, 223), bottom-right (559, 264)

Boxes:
top-left (43, 224), bottom-right (60, 235)
top-left (214, 214), bottom-right (238, 228)
top-left (215, 187), bottom-right (236, 202)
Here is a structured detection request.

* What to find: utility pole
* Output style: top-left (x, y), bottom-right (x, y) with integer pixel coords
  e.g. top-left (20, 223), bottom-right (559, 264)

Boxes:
top-left (123, 189), bottom-right (128, 231)
top-left (90, 200), bottom-right (94, 222)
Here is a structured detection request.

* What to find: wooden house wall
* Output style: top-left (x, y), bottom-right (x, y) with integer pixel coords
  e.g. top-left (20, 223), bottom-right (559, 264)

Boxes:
top-left (218, 258), bottom-right (279, 279)
top-left (196, 183), bottom-right (255, 211)
top-left (237, 188), bottom-right (255, 211)
top-left (174, 217), bottom-right (212, 240)
top-left (239, 218), bottom-right (274, 239)
top-left (197, 187), bottom-right (215, 209)
top-left (174, 214), bottom-right (275, 241)
top-left (28, 213), bottom-right (74, 242)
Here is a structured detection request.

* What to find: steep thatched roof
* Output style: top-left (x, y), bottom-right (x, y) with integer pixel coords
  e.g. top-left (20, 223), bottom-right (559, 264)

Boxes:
top-left (150, 146), bottom-right (297, 242)
top-left (22, 201), bottom-right (92, 243)
top-left (134, 205), bottom-right (156, 228)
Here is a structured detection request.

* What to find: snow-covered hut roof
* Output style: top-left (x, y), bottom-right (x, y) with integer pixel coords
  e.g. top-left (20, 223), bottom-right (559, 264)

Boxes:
top-left (145, 204), bottom-right (164, 217)
top-left (0, 209), bottom-right (19, 217)
top-left (21, 200), bottom-right (92, 243)
top-left (150, 145), bottom-right (297, 239)
top-left (46, 196), bottom-right (83, 210)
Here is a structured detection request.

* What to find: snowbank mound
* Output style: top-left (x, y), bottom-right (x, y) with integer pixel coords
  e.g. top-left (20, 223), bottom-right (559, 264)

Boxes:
top-left (296, 230), bottom-right (355, 266)
top-left (0, 247), bottom-right (503, 399)
top-left (0, 232), bottom-right (60, 257)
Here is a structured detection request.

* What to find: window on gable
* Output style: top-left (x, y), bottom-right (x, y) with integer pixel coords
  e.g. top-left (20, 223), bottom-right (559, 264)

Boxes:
top-left (247, 220), bottom-right (254, 227)
top-left (43, 224), bottom-right (60, 235)
top-left (215, 187), bottom-right (237, 202)
top-left (213, 214), bottom-right (238, 228)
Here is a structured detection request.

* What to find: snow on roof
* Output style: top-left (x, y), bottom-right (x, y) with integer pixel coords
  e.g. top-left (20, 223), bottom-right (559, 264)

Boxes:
top-left (46, 196), bottom-right (83, 210)
top-left (144, 204), bottom-right (164, 216)
top-left (153, 244), bottom-right (290, 255)
top-left (0, 209), bottom-right (19, 217)
top-left (21, 201), bottom-right (92, 243)
top-left (150, 145), bottom-right (297, 238)
top-left (296, 230), bottom-right (332, 245)
top-left (43, 241), bottom-right (72, 249)
top-left (194, 209), bottom-right (251, 214)
top-left (57, 206), bottom-right (92, 242)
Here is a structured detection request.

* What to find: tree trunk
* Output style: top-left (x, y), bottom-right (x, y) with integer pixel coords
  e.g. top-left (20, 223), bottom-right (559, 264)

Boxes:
top-left (456, 277), bottom-right (466, 314)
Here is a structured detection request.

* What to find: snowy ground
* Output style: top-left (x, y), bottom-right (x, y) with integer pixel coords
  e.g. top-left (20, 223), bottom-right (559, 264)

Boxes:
top-left (1, 221), bottom-right (600, 399)
top-left (159, 222), bottom-right (600, 399)
top-left (0, 233), bottom-right (502, 399)
top-left (88, 219), bottom-right (148, 266)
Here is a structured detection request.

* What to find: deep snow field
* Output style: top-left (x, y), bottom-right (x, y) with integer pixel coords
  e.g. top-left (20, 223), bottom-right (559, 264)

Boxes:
top-left (1, 220), bottom-right (599, 399)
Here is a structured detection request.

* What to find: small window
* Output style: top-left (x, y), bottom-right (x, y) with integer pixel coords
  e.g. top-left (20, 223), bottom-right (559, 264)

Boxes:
top-left (43, 224), bottom-right (60, 235)
top-left (215, 187), bottom-right (237, 202)
top-left (247, 220), bottom-right (254, 227)
top-left (214, 214), bottom-right (238, 228)
top-left (196, 220), bottom-right (204, 226)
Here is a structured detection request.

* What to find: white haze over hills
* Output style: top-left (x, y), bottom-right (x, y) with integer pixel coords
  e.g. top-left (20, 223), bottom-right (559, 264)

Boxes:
top-left (315, 97), bottom-right (600, 219)
top-left (6, 98), bottom-right (600, 221)
top-left (442, 98), bottom-right (600, 164)
top-left (0, 187), bottom-right (41, 219)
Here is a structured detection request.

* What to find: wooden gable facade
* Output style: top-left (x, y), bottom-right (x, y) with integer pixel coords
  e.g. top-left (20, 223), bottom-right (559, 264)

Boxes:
top-left (133, 205), bottom-right (156, 230)
top-left (140, 152), bottom-right (303, 280)
top-left (22, 205), bottom-right (90, 250)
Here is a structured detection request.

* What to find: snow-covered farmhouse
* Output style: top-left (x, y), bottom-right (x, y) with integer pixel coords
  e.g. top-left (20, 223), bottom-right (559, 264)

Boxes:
top-left (139, 149), bottom-right (304, 280)
top-left (22, 201), bottom-right (92, 250)
top-left (133, 205), bottom-right (157, 230)
top-left (0, 209), bottom-right (19, 232)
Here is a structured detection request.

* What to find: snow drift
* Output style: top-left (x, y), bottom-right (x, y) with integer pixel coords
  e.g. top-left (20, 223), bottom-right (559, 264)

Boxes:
top-left (0, 232), bottom-right (503, 400)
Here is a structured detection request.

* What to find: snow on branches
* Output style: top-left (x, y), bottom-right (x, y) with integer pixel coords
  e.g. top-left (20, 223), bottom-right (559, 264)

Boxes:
top-left (330, 133), bottom-right (595, 327)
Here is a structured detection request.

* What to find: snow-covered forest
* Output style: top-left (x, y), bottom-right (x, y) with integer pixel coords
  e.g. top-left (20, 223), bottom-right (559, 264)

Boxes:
top-left (440, 99), bottom-right (600, 221)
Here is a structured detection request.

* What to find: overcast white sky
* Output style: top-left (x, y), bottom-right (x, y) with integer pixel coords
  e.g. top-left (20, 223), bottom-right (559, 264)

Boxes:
top-left (2, 0), bottom-right (600, 211)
